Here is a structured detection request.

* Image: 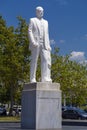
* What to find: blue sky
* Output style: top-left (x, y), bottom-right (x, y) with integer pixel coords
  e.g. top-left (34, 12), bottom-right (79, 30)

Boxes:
top-left (0, 0), bottom-right (87, 63)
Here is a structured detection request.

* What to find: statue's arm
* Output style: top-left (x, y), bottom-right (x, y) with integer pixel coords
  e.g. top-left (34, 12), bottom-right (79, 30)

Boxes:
top-left (28, 19), bottom-right (35, 44)
top-left (47, 21), bottom-right (51, 51)
top-left (28, 18), bottom-right (38, 48)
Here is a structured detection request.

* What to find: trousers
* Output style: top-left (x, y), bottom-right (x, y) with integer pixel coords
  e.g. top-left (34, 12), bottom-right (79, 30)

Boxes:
top-left (30, 45), bottom-right (51, 82)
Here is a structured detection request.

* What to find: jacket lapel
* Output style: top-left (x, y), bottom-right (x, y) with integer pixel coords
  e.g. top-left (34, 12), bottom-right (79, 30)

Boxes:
top-left (34, 18), bottom-right (40, 34)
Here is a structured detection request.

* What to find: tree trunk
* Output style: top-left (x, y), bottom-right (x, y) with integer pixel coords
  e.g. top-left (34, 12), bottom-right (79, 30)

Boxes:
top-left (9, 84), bottom-right (14, 116)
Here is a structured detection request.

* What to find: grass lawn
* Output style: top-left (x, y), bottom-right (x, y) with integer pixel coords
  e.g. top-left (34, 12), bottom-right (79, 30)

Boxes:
top-left (0, 116), bottom-right (21, 122)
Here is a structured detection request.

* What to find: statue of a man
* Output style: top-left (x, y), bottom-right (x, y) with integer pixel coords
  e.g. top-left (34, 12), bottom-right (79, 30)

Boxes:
top-left (28, 6), bottom-right (52, 83)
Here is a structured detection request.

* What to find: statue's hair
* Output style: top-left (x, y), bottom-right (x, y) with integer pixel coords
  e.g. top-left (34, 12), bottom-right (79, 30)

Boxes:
top-left (36, 6), bottom-right (44, 11)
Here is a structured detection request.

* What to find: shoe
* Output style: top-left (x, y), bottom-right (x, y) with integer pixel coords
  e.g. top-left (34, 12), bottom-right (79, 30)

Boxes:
top-left (30, 79), bottom-right (36, 83)
top-left (41, 78), bottom-right (52, 82)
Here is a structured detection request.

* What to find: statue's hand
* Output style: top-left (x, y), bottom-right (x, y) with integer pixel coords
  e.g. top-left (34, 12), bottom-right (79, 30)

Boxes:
top-left (48, 46), bottom-right (51, 51)
top-left (33, 42), bottom-right (38, 47)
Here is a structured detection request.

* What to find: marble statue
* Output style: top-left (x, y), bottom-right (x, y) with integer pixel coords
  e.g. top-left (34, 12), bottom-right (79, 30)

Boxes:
top-left (28, 6), bottom-right (52, 83)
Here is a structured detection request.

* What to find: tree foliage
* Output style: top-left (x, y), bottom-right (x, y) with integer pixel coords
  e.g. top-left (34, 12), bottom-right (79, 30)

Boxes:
top-left (0, 16), bottom-right (30, 114)
top-left (52, 47), bottom-right (87, 106)
top-left (0, 16), bottom-right (87, 109)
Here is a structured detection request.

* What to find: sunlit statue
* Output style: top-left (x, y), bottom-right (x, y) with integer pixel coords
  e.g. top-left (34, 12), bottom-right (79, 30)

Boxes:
top-left (28, 6), bottom-right (52, 83)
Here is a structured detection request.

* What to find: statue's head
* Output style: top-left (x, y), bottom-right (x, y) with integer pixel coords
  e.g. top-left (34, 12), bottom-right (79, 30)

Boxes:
top-left (36, 6), bottom-right (44, 19)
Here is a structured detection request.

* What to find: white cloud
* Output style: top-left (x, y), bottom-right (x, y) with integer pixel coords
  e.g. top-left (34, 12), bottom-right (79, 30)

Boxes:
top-left (69, 51), bottom-right (85, 62)
top-left (80, 60), bottom-right (87, 66)
top-left (59, 39), bottom-right (65, 43)
top-left (85, 60), bottom-right (87, 63)
top-left (56, 0), bottom-right (68, 5)
top-left (81, 34), bottom-right (87, 40)
top-left (50, 39), bottom-right (55, 45)
top-left (69, 51), bottom-right (87, 65)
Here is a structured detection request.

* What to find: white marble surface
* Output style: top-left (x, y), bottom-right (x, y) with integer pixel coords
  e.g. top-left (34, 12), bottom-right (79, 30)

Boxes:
top-left (28, 6), bottom-right (52, 83)
top-left (21, 82), bottom-right (62, 130)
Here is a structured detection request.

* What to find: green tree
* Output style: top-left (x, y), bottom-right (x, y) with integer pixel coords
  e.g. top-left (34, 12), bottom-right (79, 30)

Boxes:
top-left (0, 16), bottom-right (31, 115)
top-left (0, 16), bottom-right (13, 104)
top-left (52, 47), bottom-right (87, 106)
top-left (0, 15), bottom-right (87, 111)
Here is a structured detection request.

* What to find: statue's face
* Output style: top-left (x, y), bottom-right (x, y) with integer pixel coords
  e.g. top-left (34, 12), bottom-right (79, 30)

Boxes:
top-left (36, 8), bottom-right (44, 19)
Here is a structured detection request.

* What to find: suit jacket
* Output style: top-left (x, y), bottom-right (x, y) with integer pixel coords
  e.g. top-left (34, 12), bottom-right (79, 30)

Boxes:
top-left (28, 17), bottom-right (51, 50)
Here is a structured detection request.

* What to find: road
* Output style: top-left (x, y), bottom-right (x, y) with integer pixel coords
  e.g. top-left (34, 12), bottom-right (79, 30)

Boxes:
top-left (63, 126), bottom-right (87, 130)
top-left (0, 122), bottom-right (87, 130)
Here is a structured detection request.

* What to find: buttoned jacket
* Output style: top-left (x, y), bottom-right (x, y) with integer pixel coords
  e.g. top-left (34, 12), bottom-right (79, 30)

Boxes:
top-left (28, 17), bottom-right (51, 50)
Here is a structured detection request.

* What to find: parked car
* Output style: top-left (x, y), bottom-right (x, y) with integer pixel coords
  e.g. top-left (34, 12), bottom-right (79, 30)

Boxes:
top-left (62, 107), bottom-right (87, 119)
top-left (12, 106), bottom-right (21, 116)
top-left (62, 106), bottom-right (70, 112)
top-left (0, 107), bottom-right (7, 116)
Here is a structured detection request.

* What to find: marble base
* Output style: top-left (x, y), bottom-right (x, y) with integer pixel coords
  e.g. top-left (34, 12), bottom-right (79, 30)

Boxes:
top-left (21, 82), bottom-right (62, 130)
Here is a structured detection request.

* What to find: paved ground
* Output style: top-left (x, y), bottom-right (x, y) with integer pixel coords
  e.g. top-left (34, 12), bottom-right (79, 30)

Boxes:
top-left (0, 122), bottom-right (87, 130)
top-left (62, 126), bottom-right (87, 130)
top-left (62, 119), bottom-right (87, 126)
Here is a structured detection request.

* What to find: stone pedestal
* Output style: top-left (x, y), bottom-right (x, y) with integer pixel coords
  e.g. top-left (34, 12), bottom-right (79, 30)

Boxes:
top-left (21, 82), bottom-right (62, 130)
